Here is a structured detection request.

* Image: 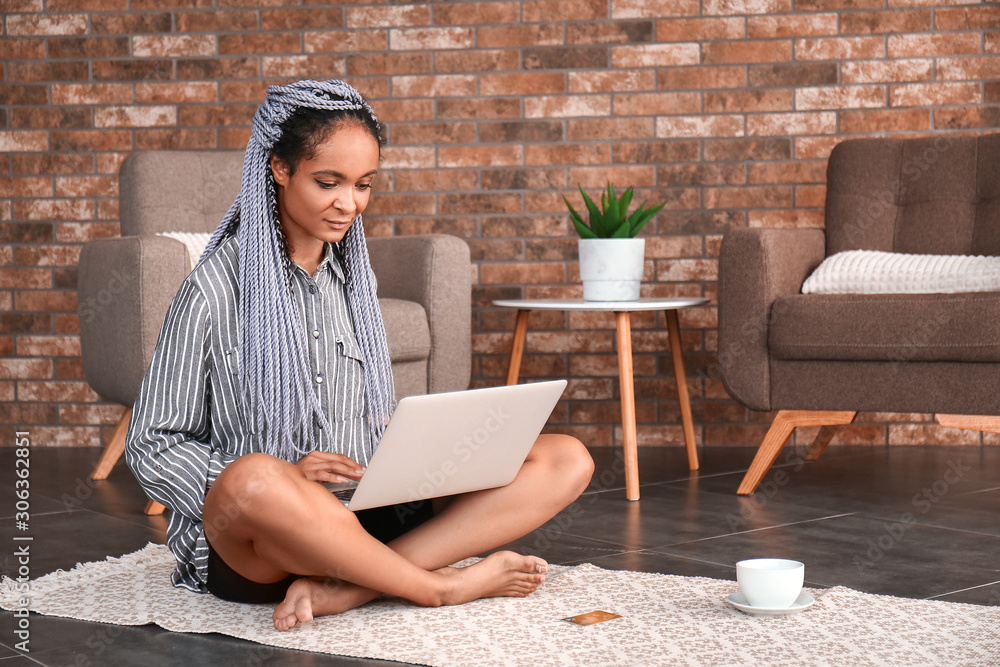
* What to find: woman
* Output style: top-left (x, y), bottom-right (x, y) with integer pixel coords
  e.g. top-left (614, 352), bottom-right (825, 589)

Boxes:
top-left (125, 79), bottom-right (594, 631)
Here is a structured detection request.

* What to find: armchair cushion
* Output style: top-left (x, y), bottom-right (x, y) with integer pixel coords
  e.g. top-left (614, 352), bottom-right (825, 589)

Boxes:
top-left (380, 298), bottom-right (430, 363)
top-left (769, 292), bottom-right (1000, 363)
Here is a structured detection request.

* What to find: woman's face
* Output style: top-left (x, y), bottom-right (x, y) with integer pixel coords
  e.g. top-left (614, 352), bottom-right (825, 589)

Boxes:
top-left (271, 122), bottom-right (380, 251)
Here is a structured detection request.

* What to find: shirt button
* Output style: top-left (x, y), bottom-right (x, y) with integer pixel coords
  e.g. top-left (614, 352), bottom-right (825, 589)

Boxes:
top-left (308, 285), bottom-right (317, 294)
top-left (312, 330), bottom-right (320, 339)
top-left (315, 374), bottom-right (323, 384)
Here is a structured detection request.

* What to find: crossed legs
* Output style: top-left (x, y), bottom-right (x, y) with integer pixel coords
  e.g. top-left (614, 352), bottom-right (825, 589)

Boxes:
top-left (203, 434), bottom-right (594, 630)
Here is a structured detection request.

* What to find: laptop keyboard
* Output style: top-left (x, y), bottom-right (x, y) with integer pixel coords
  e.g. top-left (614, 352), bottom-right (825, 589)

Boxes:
top-left (320, 481), bottom-right (358, 506)
top-left (332, 488), bottom-right (355, 503)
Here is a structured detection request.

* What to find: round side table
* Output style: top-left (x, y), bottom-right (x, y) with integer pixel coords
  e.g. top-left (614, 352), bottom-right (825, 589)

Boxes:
top-left (493, 297), bottom-right (709, 501)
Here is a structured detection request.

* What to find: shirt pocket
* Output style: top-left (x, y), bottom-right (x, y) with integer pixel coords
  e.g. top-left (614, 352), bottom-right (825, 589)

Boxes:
top-left (336, 333), bottom-right (365, 365)
top-left (329, 332), bottom-right (367, 422)
top-left (223, 348), bottom-right (258, 435)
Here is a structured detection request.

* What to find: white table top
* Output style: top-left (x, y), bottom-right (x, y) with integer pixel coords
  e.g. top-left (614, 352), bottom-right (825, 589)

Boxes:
top-left (493, 297), bottom-right (710, 311)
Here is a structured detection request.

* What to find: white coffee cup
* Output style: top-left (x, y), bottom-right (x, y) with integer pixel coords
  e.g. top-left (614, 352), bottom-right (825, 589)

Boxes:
top-left (736, 558), bottom-right (804, 608)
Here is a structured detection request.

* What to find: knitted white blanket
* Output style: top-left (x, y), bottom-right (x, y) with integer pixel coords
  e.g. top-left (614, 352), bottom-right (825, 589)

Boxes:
top-left (156, 231), bottom-right (212, 271)
top-left (802, 250), bottom-right (1000, 294)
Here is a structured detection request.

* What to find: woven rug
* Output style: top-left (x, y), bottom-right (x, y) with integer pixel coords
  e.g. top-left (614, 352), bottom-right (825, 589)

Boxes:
top-left (2, 544), bottom-right (997, 666)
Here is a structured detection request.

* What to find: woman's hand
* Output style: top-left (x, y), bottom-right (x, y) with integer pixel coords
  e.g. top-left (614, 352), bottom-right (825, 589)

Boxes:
top-left (294, 451), bottom-right (365, 483)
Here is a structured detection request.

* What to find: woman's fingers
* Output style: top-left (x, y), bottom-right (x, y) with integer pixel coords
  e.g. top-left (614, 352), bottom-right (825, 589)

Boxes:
top-left (294, 451), bottom-right (365, 481)
top-left (314, 470), bottom-right (357, 484)
top-left (299, 451), bottom-right (362, 468)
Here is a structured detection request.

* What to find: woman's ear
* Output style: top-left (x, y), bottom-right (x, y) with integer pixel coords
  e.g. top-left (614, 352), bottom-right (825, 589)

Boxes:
top-left (271, 154), bottom-right (291, 186)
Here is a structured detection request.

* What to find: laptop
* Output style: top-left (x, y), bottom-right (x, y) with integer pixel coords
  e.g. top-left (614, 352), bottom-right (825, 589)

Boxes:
top-left (322, 380), bottom-right (567, 511)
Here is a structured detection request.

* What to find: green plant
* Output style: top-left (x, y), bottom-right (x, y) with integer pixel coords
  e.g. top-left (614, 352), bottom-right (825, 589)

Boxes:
top-left (564, 184), bottom-right (667, 239)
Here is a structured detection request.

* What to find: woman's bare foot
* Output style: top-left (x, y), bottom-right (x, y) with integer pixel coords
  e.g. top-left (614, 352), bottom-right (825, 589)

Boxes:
top-left (271, 551), bottom-right (548, 630)
top-left (272, 577), bottom-right (379, 631)
top-left (435, 551), bottom-right (548, 606)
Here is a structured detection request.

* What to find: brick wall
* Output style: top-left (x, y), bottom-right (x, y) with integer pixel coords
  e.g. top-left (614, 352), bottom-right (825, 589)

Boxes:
top-left (2, 1), bottom-right (999, 450)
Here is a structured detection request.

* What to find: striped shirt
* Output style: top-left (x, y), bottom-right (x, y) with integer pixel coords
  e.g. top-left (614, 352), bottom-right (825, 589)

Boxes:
top-left (125, 235), bottom-right (370, 593)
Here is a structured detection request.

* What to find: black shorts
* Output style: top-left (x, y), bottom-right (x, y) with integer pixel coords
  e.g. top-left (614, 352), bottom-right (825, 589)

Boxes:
top-left (206, 499), bottom-right (435, 604)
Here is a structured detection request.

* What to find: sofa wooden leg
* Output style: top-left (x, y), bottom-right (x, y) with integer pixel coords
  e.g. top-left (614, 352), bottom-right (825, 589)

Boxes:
top-left (737, 410), bottom-right (856, 495)
top-left (145, 500), bottom-right (166, 515)
top-left (805, 424), bottom-right (842, 461)
top-left (935, 414), bottom-right (1000, 435)
top-left (90, 407), bottom-right (131, 481)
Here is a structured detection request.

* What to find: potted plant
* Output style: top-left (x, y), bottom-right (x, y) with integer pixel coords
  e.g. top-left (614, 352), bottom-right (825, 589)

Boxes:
top-left (565, 184), bottom-right (667, 301)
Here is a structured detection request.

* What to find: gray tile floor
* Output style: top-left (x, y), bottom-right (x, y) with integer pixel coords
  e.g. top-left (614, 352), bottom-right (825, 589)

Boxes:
top-left (1, 444), bottom-right (998, 665)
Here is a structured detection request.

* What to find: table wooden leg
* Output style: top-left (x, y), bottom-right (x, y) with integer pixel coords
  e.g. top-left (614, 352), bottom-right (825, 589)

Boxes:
top-left (615, 311), bottom-right (640, 501)
top-left (505, 309), bottom-right (530, 386)
top-left (665, 310), bottom-right (700, 471)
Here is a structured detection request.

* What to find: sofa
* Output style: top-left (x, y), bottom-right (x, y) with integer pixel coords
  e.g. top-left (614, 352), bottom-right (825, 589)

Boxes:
top-left (718, 134), bottom-right (1000, 494)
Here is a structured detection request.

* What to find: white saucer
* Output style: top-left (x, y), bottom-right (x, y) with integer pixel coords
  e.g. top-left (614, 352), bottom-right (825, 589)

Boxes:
top-left (726, 591), bottom-right (815, 616)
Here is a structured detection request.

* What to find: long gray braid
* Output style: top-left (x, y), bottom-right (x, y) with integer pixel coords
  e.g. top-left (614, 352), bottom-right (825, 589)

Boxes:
top-left (202, 79), bottom-right (395, 462)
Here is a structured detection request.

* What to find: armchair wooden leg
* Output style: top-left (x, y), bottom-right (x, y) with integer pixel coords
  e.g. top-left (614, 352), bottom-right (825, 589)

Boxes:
top-left (90, 407), bottom-right (131, 480)
top-left (89, 407), bottom-right (165, 516)
top-left (936, 414), bottom-right (1000, 435)
top-left (737, 410), bottom-right (856, 495)
top-left (145, 500), bottom-right (166, 515)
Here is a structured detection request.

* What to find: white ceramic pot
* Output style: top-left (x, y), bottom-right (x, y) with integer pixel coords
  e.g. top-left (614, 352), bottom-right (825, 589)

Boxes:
top-left (578, 237), bottom-right (645, 301)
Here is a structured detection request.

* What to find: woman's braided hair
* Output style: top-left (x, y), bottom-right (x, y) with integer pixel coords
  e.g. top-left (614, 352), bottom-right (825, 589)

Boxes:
top-left (202, 79), bottom-right (395, 463)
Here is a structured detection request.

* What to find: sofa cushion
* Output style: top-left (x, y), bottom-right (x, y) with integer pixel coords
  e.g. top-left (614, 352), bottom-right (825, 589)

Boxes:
top-left (379, 297), bottom-right (431, 363)
top-left (769, 292), bottom-right (1000, 362)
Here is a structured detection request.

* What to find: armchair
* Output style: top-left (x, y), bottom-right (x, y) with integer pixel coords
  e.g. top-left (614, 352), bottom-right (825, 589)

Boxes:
top-left (718, 134), bottom-right (1000, 495)
top-left (79, 151), bottom-right (471, 512)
